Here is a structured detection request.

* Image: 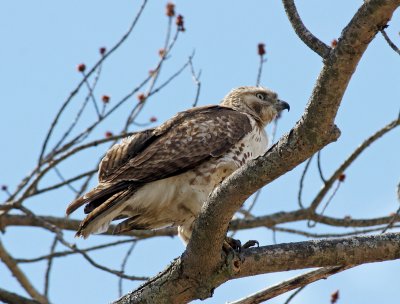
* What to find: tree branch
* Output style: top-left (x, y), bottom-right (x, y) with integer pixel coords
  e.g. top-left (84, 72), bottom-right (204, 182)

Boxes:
top-left (0, 288), bottom-right (40, 304)
top-left (282, 0), bottom-right (331, 57)
top-left (380, 28), bottom-right (400, 55)
top-left (0, 214), bottom-right (177, 238)
top-left (228, 266), bottom-right (350, 304)
top-left (114, 1), bottom-right (400, 302)
top-left (115, 232), bottom-right (400, 304)
top-left (0, 240), bottom-right (48, 304)
top-left (236, 233), bottom-right (400, 278)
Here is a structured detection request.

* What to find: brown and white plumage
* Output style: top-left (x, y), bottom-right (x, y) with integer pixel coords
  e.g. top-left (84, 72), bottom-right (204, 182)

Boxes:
top-left (66, 86), bottom-right (289, 243)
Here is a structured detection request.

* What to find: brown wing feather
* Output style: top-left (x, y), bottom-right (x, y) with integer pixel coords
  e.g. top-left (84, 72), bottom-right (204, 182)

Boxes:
top-left (66, 106), bottom-right (251, 231)
top-left (105, 106), bottom-right (252, 183)
top-left (98, 128), bottom-right (155, 182)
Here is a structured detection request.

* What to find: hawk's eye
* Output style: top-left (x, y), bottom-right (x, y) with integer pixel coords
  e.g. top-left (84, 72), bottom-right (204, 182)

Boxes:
top-left (256, 93), bottom-right (265, 100)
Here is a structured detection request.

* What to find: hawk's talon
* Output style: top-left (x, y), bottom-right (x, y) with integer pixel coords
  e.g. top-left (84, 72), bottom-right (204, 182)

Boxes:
top-left (224, 237), bottom-right (259, 253)
top-left (224, 237), bottom-right (242, 252)
top-left (242, 240), bottom-right (259, 249)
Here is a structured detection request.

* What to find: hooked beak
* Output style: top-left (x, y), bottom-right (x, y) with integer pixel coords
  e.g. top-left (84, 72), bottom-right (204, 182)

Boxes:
top-left (276, 100), bottom-right (290, 112)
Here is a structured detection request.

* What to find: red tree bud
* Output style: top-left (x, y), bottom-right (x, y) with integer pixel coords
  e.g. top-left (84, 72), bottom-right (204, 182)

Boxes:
top-left (102, 95), bottom-right (110, 103)
top-left (331, 39), bottom-right (338, 48)
top-left (105, 131), bottom-right (113, 138)
top-left (166, 3), bottom-right (175, 17)
top-left (159, 48), bottom-right (166, 58)
top-left (258, 43), bottom-right (266, 56)
top-left (77, 63), bottom-right (86, 72)
top-left (137, 93), bottom-right (146, 103)
top-left (99, 47), bottom-right (106, 55)
top-left (338, 173), bottom-right (346, 182)
top-left (176, 15), bottom-right (185, 31)
top-left (150, 116), bottom-right (157, 122)
top-left (331, 290), bottom-right (339, 304)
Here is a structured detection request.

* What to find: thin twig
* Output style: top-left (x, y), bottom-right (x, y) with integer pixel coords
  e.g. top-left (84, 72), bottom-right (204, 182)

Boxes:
top-left (38, 0), bottom-right (148, 165)
top-left (255, 56), bottom-right (267, 86)
top-left (118, 242), bottom-right (137, 297)
top-left (43, 237), bottom-right (58, 298)
top-left (298, 156), bottom-right (313, 209)
top-left (282, 0), bottom-right (331, 58)
top-left (53, 167), bottom-right (79, 193)
top-left (382, 186), bottom-right (400, 233)
top-left (283, 286), bottom-right (306, 304)
top-left (317, 150), bottom-right (327, 183)
top-left (34, 169), bottom-right (97, 196)
top-left (380, 29), bottom-right (400, 55)
top-left (189, 55), bottom-right (202, 107)
top-left (16, 239), bottom-right (136, 263)
top-left (308, 180), bottom-right (341, 228)
top-left (309, 117), bottom-right (400, 211)
top-left (17, 205), bottom-right (148, 281)
top-left (272, 225), bottom-right (398, 239)
top-left (50, 62), bottom-right (103, 156)
top-left (83, 76), bottom-right (101, 118)
top-left (270, 118), bottom-right (279, 145)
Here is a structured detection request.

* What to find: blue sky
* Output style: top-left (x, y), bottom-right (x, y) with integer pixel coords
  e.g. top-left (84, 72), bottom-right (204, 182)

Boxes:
top-left (1, 1), bottom-right (399, 303)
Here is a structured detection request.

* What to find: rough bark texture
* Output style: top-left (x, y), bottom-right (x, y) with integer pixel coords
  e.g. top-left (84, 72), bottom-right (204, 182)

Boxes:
top-left (114, 1), bottom-right (400, 303)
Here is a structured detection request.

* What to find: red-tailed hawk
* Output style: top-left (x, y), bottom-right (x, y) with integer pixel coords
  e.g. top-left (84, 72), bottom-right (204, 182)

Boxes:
top-left (66, 86), bottom-right (289, 244)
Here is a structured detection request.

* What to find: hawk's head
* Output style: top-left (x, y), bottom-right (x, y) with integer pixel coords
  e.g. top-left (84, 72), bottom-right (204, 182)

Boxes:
top-left (221, 86), bottom-right (290, 126)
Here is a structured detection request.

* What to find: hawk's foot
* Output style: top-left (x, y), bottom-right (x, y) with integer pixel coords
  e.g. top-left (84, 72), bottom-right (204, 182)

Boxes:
top-left (223, 236), bottom-right (259, 253)
top-left (242, 240), bottom-right (259, 249)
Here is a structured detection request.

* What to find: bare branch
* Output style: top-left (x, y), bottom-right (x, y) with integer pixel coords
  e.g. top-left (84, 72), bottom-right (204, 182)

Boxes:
top-left (230, 209), bottom-right (400, 231)
top-left (228, 266), bottom-right (349, 304)
top-left (189, 55), bottom-right (202, 107)
top-left (16, 239), bottom-right (136, 263)
top-left (0, 214), bottom-right (177, 238)
top-left (298, 156), bottom-right (313, 209)
top-left (282, 0), bottom-right (331, 57)
top-left (272, 225), bottom-right (400, 239)
top-left (380, 28), bottom-right (400, 55)
top-left (317, 151), bottom-right (326, 183)
top-left (0, 240), bottom-right (48, 304)
top-left (237, 233), bottom-right (400, 278)
top-left (308, 180), bottom-right (342, 228)
top-left (283, 286), bottom-right (306, 304)
top-left (0, 288), bottom-right (40, 304)
top-left (119, 242), bottom-right (137, 297)
top-left (115, 232), bottom-right (400, 303)
top-left (309, 117), bottom-right (400, 211)
top-left (38, 0), bottom-right (148, 165)
top-left (115, 2), bottom-right (400, 301)
top-left (43, 237), bottom-right (57, 297)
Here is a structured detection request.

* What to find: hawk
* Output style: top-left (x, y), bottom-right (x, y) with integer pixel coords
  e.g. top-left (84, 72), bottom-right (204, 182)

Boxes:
top-left (66, 86), bottom-right (289, 245)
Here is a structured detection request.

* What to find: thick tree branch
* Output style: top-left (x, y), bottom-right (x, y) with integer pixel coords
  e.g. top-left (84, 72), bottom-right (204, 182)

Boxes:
top-left (114, 1), bottom-right (400, 303)
top-left (282, 0), bottom-right (331, 57)
top-left (115, 232), bottom-right (400, 304)
top-left (236, 233), bottom-right (400, 278)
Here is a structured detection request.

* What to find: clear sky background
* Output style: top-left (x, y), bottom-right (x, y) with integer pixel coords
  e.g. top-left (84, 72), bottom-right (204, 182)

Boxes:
top-left (0, 1), bottom-right (399, 303)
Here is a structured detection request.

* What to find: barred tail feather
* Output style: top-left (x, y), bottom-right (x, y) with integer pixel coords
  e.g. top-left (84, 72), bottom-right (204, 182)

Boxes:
top-left (66, 181), bottom-right (129, 215)
top-left (75, 186), bottom-right (136, 238)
